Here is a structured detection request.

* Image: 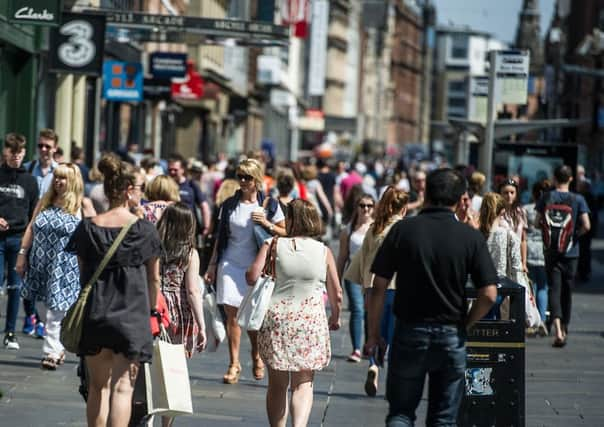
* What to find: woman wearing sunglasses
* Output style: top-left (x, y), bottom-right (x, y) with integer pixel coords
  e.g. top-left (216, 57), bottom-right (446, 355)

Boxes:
top-left (205, 158), bottom-right (286, 384)
top-left (336, 192), bottom-right (375, 363)
top-left (344, 186), bottom-right (409, 397)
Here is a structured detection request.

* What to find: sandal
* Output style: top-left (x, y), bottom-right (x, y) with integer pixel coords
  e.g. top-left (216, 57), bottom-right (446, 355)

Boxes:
top-left (253, 357), bottom-right (265, 380)
top-left (41, 356), bottom-right (58, 370)
top-left (223, 363), bottom-right (241, 384)
top-left (57, 352), bottom-right (66, 365)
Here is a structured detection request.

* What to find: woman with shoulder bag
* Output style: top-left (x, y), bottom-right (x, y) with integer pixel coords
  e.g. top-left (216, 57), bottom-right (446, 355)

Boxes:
top-left (65, 154), bottom-right (161, 427)
top-left (156, 202), bottom-right (207, 427)
top-left (204, 159), bottom-right (286, 384)
top-left (246, 199), bottom-right (342, 427)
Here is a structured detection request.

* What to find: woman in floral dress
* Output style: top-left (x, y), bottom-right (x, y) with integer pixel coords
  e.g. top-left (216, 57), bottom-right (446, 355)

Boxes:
top-left (16, 163), bottom-right (85, 369)
top-left (246, 199), bottom-right (342, 427)
top-left (156, 202), bottom-right (206, 427)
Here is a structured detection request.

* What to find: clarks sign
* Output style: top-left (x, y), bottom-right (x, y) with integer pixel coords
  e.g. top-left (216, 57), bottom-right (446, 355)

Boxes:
top-left (8, 0), bottom-right (62, 27)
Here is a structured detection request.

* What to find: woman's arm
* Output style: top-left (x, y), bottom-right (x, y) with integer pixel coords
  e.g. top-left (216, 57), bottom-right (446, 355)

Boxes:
top-left (81, 197), bottom-right (97, 217)
top-left (15, 200), bottom-right (44, 277)
top-left (336, 229), bottom-right (349, 280)
top-left (184, 250), bottom-right (206, 351)
top-left (325, 248), bottom-right (342, 330)
top-left (146, 256), bottom-right (160, 309)
top-left (246, 241), bottom-right (270, 285)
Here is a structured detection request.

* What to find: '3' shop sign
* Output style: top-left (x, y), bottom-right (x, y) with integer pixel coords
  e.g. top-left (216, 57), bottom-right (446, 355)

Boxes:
top-left (8, 0), bottom-right (62, 27)
top-left (48, 13), bottom-right (106, 76)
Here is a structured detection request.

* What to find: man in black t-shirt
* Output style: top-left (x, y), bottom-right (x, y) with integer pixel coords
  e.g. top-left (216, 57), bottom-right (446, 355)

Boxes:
top-left (366, 168), bottom-right (497, 426)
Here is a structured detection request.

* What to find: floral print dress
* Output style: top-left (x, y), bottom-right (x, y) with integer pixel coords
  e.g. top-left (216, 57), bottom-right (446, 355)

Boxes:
top-left (259, 237), bottom-right (330, 371)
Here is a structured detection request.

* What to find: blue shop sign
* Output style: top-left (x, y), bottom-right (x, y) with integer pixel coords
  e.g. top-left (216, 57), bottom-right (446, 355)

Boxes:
top-left (103, 61), bottom-right (143, 102)
top-left (150, 52), bottom-right (187, 79)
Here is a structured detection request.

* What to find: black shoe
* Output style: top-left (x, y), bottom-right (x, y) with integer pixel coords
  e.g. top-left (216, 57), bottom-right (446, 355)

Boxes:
top-left (3, 332), bottom-right (19, 350)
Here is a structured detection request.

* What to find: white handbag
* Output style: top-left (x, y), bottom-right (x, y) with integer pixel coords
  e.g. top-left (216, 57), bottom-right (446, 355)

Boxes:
top-left (145, 329), bottom-right (194, 417)
top-left (201, 278), bottom-right (226, 352)
top-left (237, 237), bottom-right (278, 331)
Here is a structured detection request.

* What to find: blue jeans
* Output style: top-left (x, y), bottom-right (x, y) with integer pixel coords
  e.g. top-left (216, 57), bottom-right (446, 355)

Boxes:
top-left (344, 280), bottom-right (364, 351)
top-left (528, 265), bottom-right (548, 322)
top-left (1, 235), bottom-right (23, 333)
top-left (386, 322), bottom-right (466, 427)
top-left (368, 289), bottom-right (396, 366)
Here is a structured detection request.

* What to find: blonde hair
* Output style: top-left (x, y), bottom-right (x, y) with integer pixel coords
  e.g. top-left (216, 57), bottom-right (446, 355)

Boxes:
top-left (372, 186), bottom-right (409, 235)
top-left (145, 175), bottom-right (180, 202)
top-left (479, 192), bottom-right (506, 238)
top-left (40, 163), bottom-right (84, 215)
top-left (301, 165), bottom-right (318, 181)
top-left (286, 199), bottom-right (323, 238)
top-left (216, 179), bottom-right (240, 206)
top-left (469, 172), bottom-right (486, 195)
top-left (237, 158), bottom-right (264, 191)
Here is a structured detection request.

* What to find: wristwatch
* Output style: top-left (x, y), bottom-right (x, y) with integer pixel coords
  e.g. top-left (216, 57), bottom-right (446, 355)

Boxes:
top-left (18, 248), bottom-right (27, 256)
top-left (268, 223), bottom-right (275, 233)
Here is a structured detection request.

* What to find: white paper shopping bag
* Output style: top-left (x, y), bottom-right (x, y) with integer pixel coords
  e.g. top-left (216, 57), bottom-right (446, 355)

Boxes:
top-left (145, 339), bottom-right (193, 416)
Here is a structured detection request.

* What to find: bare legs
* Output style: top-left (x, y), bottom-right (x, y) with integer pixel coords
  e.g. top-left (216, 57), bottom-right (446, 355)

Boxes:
top-left (223, 305), bottom-right (263, 382)
top-left (86, 349), bottom-right (139, 427)
top-left (266, 368), bottom-right (315, 427)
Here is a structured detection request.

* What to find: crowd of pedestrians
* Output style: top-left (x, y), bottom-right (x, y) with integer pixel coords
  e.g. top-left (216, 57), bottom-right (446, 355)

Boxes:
top-left (0, 127), bottom-right (598, 426)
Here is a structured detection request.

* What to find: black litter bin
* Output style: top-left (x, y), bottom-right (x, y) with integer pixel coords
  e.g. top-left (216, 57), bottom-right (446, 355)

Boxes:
top-left (459, 277), bottom-right (525, 427)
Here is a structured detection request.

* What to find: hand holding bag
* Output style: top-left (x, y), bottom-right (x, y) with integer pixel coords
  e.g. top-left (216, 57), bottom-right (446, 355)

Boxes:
top-left (202, 277), bottom-right (226, 352)
top-left (60, 217), bottom-right (137, 354)
top-left (145, 327), bottom-right (194, 417)
top-left (237, 237), bottom-right (278, 331)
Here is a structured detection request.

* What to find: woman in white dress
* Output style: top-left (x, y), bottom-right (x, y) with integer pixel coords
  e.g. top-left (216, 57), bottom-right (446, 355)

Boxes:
top-left (205, 159), bottom-right (286, 384)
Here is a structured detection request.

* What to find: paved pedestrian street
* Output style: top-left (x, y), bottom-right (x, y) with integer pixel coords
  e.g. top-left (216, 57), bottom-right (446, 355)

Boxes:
top-left (1, 240), bottom-right (603, 426)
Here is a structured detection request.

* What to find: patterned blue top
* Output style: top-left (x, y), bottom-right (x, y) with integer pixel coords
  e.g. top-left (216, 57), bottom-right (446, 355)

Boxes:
top-left (22, 206), bottom-right (81, 311)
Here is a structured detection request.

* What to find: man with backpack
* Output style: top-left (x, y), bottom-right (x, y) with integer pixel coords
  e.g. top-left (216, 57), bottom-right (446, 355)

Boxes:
top-left (536, 165), bottom-right (591, 348)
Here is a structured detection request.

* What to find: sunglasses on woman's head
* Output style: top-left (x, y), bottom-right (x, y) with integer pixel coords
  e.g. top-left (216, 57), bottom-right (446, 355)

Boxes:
top-left (237, 173), bottom-right (254, 182)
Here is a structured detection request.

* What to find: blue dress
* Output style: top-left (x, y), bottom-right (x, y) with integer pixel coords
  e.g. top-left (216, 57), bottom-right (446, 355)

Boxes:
top-left (22, 206), bottom-right (81, 311)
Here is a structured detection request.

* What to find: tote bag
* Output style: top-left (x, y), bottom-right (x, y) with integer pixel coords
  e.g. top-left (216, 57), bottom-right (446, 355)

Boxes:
top-left (237, 237), bottom-right (278, 331)
top-left (145, 331), bottom-right (193, 417)
top-left (202, 278), bottom-right (226, 352)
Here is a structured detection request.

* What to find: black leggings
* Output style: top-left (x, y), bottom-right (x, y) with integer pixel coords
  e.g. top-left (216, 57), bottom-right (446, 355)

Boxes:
top-left (545, 256), bottom-right (578, 328)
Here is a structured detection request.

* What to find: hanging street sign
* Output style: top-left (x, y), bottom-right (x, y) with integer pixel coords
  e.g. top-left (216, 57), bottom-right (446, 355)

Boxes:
top-left (493, 50), bottom-right (530, 105)
top-left (8, 0), bottom-right (62, 27)
top-left (103, 61), bottom-right (143, 102)
top-left (77, 10), bottom-right (289, 45)
top-left (48, 13), bottom-right (106, 76)
top-left (149, 52), bottom-right (187, 79)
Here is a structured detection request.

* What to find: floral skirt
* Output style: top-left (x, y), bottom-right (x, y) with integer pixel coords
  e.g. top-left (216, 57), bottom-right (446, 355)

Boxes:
top-left (258, 294), bottom-right (331, 371)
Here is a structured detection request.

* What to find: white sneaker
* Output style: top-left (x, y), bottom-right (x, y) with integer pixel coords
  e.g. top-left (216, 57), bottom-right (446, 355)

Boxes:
top-left (3, 332), bottom-right (19, 350)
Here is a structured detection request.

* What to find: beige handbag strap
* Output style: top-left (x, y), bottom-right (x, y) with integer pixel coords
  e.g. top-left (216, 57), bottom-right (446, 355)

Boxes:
top-left (82, 216), bottom-right (138, 291)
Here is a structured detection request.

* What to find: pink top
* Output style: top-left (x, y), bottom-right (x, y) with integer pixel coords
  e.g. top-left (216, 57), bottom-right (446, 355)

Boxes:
top-left (340, 171), bottom-right (363, 200)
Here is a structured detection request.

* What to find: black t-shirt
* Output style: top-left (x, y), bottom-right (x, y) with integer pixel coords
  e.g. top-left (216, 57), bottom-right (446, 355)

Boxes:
top-left (371, 207), bottom-right (498, 324)
top-left (178, 179), bottom-right (206, 211)
top-left (318, 171), bottom-right (336, 205)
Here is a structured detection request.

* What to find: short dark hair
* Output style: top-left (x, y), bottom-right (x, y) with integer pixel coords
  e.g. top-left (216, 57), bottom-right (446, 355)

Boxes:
top-left (4, 133), bottom-right (26, 152)
top-left (167, 153), bottom-right (185, 167)
top-left (553, 165), bottom-right (573, 184)
top-left (276, 172), bottom-right (295, 195)
top-left (425, 168), bottom-right (467, 207)
top-left (39, 128), bottom-right (58, 145)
